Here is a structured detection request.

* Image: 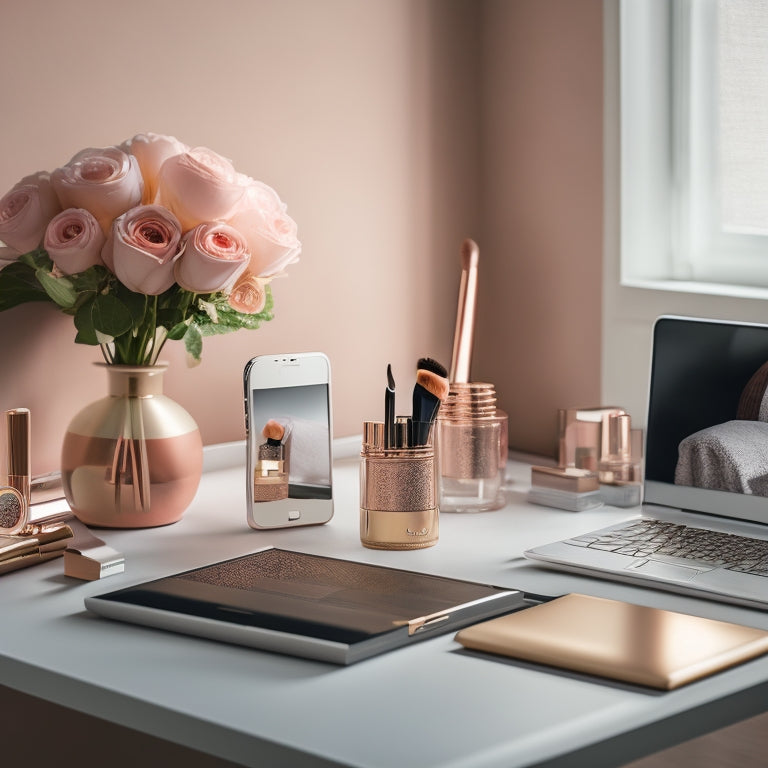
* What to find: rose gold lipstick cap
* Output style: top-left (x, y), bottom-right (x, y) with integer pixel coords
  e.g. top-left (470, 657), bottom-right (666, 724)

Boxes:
top-left (6, 408), bottom-right (30, 478)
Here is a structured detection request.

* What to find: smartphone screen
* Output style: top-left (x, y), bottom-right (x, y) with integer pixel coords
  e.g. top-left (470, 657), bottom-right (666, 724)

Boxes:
top-left (245, 354), bottom-right (333, 528)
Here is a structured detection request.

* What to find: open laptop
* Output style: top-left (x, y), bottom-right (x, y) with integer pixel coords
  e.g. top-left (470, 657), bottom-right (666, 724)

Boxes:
top-left (525, 315), bottom-right (768, 610)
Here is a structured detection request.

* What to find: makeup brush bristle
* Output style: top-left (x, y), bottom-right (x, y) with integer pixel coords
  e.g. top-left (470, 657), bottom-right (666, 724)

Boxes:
top-left (263, 420), bottom-right (285, 441)
top-left (416, 369), bottom-right (450, 401)
top-left (416, 357), bottom-right (448, 378)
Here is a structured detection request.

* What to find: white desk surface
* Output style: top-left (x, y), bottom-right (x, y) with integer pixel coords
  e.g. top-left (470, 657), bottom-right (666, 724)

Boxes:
top-left (3, 445), bottom-right (768, 768)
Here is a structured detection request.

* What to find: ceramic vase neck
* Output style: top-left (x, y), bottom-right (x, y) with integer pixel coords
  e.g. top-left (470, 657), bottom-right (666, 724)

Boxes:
top-left (103, 364), bottom-right (168, 398)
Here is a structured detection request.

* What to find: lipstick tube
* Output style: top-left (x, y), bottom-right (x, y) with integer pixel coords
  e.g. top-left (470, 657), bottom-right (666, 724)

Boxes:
top-left (5, 408), bottom-right (30, 531)
top-left (359, 421), bottom-right (438, 550)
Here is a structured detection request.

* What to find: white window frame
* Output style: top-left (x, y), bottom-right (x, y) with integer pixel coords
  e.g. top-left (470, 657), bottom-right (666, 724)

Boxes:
top-left (621, 0), bottom-right (768, 294)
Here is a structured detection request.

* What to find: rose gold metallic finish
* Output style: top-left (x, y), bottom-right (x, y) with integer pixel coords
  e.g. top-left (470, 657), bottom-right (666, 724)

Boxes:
top-left (5, 408), bottom-right (30, 527)
top-left (363, 421), bottom-right (385, 451)
top-left (360, 442), bottom-right (438, 550)
top-left (557, 406), bottom-right (625, 469)
top-left (449, 238), bottom-right (479, 384)
top-left (438, 383), bottom-right (500, 480)
top-left (0, 523), bottom-right (73, 575)
top-left (253, 442), bottom-right (288, 501)
top-left (61, 364), bottom-right (203, 528)
top-left (0, 486), bottom-right (26, 534)
top-left (456, 593), bottom-right (768, 690)
top-left (598, 412), bottom-right (642, 485)
top-left (437, 382), bottom-right (506, 512)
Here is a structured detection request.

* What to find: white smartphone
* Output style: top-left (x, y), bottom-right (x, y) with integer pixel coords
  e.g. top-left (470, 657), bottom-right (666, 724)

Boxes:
top-left (244, 353), bottom-right (333, 529)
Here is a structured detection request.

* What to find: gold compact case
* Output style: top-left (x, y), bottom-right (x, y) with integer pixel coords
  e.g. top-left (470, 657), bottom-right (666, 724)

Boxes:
top-left (0, 486), bottom-right (27, 535)
top-left (359, 421), bottom-right (438, 550)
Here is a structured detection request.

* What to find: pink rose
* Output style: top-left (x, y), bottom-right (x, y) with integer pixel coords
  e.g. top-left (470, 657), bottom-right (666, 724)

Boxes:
top-left (227, 272), bottom-right (267, 314)
top-left (0, 172), bottom-right (62, 255)
top-left (226, 179), bottom-right (300, 278)
top-left (51, 147), bottom-right (144, 236)
top-left (154, 147), bottom-right (244, 232)
top-left (175, 223), bottom-right (249, 293)
top-left (44, 208), bottom-right (106, 275)
top-left (121, 133), bottom-right (189, 205)
top-left (103, 205), bottom-right (182, 295)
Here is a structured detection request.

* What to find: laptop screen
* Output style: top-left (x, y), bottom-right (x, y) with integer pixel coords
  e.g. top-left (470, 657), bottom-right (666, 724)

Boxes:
top-left (644, 316), bottom-right (768, 523)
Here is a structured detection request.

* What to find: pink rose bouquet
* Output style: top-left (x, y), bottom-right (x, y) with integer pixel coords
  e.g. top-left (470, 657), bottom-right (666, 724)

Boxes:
top-left (0, 133), bottom-right (300, 365)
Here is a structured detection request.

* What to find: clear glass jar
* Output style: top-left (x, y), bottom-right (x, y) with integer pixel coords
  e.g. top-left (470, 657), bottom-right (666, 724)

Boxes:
top-left (437, 383), bottom-right (508, 512)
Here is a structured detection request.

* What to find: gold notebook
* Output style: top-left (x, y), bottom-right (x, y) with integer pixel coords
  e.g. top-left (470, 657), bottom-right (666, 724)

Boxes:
top-left (455, 593), bottom-right (768, 690)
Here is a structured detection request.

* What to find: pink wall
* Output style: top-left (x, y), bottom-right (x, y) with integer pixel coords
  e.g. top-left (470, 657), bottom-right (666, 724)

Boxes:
top-left (0, 0), bottom-right (602, 476)
top-left (475, 0), bottom-right (604, 458)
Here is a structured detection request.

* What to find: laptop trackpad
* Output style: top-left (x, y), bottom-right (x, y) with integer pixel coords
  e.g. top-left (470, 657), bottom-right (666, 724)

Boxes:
top-left (626, 560), bottom-right (701, 582)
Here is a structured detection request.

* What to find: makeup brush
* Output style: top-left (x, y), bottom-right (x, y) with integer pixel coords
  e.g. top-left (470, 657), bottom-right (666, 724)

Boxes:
top-left (262, 420), bottom-right (285, 445)
top-left (411, 357), bottom-right (449, 446)
top-left (449, 238), bottom-right (480, 384)
top-left (384, 364), bottom-right (396, 449)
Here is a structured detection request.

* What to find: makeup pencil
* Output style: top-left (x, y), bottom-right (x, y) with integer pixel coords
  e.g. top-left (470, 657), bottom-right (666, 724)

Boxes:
top-left (384, 364), bottom-right (396, 449)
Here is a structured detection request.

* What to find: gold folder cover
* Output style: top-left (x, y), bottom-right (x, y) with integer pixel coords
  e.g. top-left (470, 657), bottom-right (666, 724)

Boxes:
top-left (455, 593), bottom-right (768, 690)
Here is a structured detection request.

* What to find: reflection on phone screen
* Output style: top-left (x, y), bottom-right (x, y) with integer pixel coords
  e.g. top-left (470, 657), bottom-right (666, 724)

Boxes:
top-left (251, 383), bottom-right (331, 501)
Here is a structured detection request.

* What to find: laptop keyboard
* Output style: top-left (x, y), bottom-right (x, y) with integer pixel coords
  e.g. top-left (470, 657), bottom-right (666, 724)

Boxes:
top-left (566, 519), bottom-right (768, 577)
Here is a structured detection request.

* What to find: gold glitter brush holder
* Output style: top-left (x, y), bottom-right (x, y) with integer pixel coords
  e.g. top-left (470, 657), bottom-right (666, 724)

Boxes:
top-left (359, 421), bottom-right (439, 550)
top-left (437, 382), bottom-right (507, 512)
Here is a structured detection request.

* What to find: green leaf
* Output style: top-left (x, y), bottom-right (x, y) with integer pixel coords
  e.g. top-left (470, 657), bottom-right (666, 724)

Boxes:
top-left (69, 264), bottom-right (111, 293)
top-left (0, 262), bottom-right (50, 310)
top-left (74, 300), bottom-right (98, 345)
top-left (35, 268), bottom-right (77, 308)
top-left (113, 282), bottom-right (148, 327)
top-left (91, 294), bottom-right (133, 338)
top-left (183, 323), bottom-right (203, 361)
top-left (157, 306), bottom-right (185, 331)
top-left (18, 249), bottom-right (53, 270)
top-left (166, 319), bottom-right (191, 341)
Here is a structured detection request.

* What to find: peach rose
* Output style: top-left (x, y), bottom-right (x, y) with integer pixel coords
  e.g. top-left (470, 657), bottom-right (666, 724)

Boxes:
top-left (121, 133), bottom-right (189, 205)
top-left (155, 147), bottom-right (244, 232)
top-left (104, 205), bottom-right (182, 295)
top-left (0, 172), bottom-right (62, 255)
top-left (174, 223), bottom-right (249, 294)
top-left (226, 179), bottom-right (300, 278)
top-left (44, 208), bottom-right (106, 275)
top-left (51, 147), bottom-right (144, 236)
top-left (227, 272), bottom-right (267, 314)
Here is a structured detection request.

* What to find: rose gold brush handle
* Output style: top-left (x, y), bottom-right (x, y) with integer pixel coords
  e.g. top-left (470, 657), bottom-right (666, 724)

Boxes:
top-left (449, 238), bottom-right (480, 384)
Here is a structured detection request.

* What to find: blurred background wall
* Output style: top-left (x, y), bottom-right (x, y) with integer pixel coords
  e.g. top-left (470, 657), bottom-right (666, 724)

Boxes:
top-left (0, 0), bottom-right (603, 474)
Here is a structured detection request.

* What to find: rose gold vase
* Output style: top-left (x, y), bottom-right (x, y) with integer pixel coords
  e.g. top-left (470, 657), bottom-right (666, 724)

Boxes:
top-left (61, 363), bottom-right (203, 528)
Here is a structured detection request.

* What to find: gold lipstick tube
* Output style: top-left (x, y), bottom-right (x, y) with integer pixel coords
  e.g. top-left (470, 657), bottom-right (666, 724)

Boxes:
top-left (6, 408), bottom-right (30, 530)
top-left (360, 421), bottom-right (438, 550)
